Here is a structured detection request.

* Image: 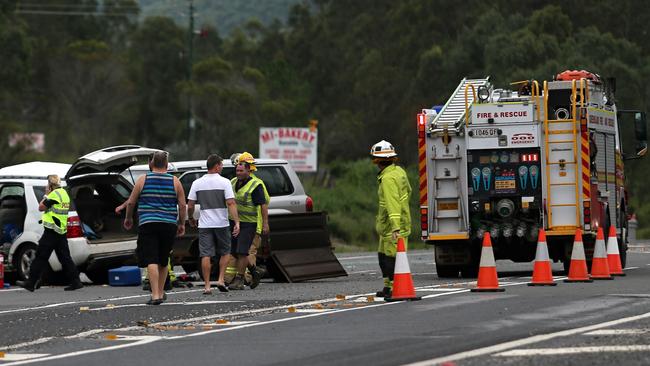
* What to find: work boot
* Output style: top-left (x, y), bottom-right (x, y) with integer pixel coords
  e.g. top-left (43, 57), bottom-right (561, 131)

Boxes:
top-left (249, 268), bottom-right (261, 289)
top-left (228, 275), bottom-right (245, 290)
top-left (64, 280), bottom-right (84, 291)
top-left (376, 287), bottom-right (392, 298)
top-left (16, 280), bottom-right (36, 292)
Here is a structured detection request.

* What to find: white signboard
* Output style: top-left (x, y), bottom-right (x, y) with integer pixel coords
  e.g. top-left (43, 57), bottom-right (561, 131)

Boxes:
top-left (259, 127), bottom-right (318, 172)
top-left (471, 103), bottom-right (535, 124)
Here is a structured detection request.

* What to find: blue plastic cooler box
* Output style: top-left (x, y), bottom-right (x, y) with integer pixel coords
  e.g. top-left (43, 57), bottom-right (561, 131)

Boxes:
top-left (108, 266), bottom-right (142, 286)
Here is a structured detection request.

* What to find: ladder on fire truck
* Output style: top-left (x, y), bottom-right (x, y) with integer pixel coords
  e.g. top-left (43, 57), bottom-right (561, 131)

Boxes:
top-left (429, 77), bottom-right (489, 238)
top-left (433, 78), bottom-right (490, 129)
top-left (543, 79), bottom-right (584, 234)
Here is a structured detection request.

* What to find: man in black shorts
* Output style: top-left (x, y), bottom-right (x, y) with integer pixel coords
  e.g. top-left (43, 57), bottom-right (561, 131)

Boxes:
top-left (188, 154), bottom-right (240, 294)
top-left (123, 151), bottom-right (186, 305)
top-left (229, 162), bottom-right (268, 290)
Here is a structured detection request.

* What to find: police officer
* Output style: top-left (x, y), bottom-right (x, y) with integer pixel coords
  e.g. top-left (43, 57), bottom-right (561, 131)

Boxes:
top-left (17, 175), bottom-right (83, 291)
top-left (370, 140), bottom-right (412, 299)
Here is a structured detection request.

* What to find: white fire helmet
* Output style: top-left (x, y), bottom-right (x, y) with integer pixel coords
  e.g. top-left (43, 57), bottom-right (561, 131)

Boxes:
top-left (370, 140), bottom-right (397, 158)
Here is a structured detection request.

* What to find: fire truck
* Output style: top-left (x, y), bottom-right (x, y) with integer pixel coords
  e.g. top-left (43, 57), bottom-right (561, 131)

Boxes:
top-left (417, 70), bottom-right (647, 277)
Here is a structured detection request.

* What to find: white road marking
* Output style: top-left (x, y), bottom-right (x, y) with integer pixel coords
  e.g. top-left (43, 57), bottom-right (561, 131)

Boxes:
top-left (583, 329), bottom-right (649, 336)
top-left (347, 270), bottom-right (377, 274)
top-left (402, 309), bottom-right (650, 366)
top-left (0, 289), bottom-right (204, 315)
top-left (194, 321), bottom-right (257, 327)
top-left (625, 266), bottom-right (639, 270)
top-left (87, 300), bottom-right (240, 311)
top-left (418, 288), bottom-right (466, 292)
top-left (293, 309), bottom-right (333, 313)
top-left (0, 354), bottom-right (49, 361)
top-left (0, 339), bottom-right (53, 352)
top-left (337, 255), bottom-right (377, 261)
top-left (0, 337), bottom-right (161, 366)
top-left (495, 345), bottom-right (650, 356)
top-left (0, 288), bottom-right (26, 292)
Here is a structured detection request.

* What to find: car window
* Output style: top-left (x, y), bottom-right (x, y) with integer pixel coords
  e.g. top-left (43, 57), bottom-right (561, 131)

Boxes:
top-left (255, 166), bottom-right (294, 196)
top-left (112, 183), bottom-right (130, 200)
top-left (179, 165), bottom-right (293, 199)
top-left (0, 185), bottom-right (25, 199)
top-left (33, 186), bottom-right (46, 200)
top-left (179, 172), bottom-right (206, 201)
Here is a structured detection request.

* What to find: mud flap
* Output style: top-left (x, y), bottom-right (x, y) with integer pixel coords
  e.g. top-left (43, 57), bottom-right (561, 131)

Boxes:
top-left (265, 212), bottom-right (347, 282)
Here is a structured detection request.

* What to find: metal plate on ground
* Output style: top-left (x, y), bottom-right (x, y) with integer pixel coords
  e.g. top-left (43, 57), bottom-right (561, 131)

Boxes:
top-left (266, 212), bottom-right (347, 282)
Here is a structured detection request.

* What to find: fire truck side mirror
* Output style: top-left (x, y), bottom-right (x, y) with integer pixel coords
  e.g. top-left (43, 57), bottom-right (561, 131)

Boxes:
top-left (634, 112), bottom-right (647, 157)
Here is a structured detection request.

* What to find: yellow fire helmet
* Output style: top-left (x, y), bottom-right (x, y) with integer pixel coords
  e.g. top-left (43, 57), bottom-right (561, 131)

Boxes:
top-left (233, 151), bottom-right (257, 171)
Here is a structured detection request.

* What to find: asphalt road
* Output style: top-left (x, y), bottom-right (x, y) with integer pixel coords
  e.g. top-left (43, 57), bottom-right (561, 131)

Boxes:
top-left (2, 248), bottom-right (650, 365)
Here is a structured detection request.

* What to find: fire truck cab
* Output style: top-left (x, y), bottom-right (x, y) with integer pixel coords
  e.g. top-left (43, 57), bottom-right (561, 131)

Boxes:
top-left (417, 71), bottom-right (647, 277)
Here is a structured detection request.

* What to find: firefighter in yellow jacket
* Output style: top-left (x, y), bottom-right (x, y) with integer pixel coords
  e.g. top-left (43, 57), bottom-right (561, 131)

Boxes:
top-left (371, 140), bottom-right (411, 298)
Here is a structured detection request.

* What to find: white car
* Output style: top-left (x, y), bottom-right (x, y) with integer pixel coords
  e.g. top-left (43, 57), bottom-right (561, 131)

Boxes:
top-left (0, 145), bottom-right (159, 282)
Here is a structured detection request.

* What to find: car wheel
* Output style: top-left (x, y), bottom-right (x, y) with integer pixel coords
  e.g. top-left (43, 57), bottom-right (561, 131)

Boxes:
top-left (14, 243), bottom-right (37, 281)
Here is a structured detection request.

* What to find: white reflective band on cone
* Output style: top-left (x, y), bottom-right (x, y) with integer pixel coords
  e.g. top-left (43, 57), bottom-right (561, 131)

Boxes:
top-left (479, 246), bottom-right (496, 267)
top-left (535, 241), bottom-right (550, 261)
top-left (593, 238), bottom-right (607, 258)
top-left (607, 236), bottom-right (620, 255)
top-left (570, 241), bottom-right (586, 260)
top-left (394, 251), bottom-right (411, 275)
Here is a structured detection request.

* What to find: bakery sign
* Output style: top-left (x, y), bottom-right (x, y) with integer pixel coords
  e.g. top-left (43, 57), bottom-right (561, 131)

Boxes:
top-left (259, 127), bottom-right (318, 172)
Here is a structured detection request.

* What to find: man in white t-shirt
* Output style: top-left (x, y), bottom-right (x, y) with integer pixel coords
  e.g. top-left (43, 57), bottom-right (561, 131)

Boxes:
top-left (188, 154), bottom-right (240, 294)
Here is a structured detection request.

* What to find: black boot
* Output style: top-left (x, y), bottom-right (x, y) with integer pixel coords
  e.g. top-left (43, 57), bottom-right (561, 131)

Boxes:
top-left (16, 280), bottom-right (36, 292)
top-left (64, 280), bottom-right (83, 291)
top-left (376, 287), bottom-right (392, 298)
top-left (248, 266), bottom-right (261, 289)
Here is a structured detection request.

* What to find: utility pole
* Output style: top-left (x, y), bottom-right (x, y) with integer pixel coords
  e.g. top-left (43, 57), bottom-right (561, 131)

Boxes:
top-left (187, 0), bottom-right (195, 149)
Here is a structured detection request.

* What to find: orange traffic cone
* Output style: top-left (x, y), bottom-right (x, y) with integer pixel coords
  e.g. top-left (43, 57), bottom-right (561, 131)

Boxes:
top-left (564, 229), bottom-right (593, 283)
top-left (528, 229), bottom-right (557, 286)
top-left (606, 226), bottom-right (625, 276)
top-left (471, 232), bottom-right (505, 292)
top-left (591, 227), bottom-right (613, 280)
top-left (385, 237), bottom-right (421, 302)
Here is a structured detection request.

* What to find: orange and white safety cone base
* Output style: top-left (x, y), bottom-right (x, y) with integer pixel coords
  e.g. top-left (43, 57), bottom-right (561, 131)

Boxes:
top-left (528, 229), bottom-right (557, 286)
top-left (471, 232), bottom-right (505, 292)
top-left (591, 227), bottom-right (613, 280)
top-left (564, 229), bottom-right (593, 283)
top-left (606, 226), bottom-right (626, 276)
top-left (385, 237), bottom-right (421, 302)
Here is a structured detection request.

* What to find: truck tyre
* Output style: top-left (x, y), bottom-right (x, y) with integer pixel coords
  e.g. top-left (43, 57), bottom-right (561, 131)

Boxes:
top-left (436, 263), bottom-right (460, 278)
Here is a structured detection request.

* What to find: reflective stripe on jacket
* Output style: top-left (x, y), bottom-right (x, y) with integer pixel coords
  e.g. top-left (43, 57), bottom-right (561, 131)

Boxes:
top-left (231, 177), bottom-right (262, 223)
top-left (42, 188), bottom-right (70, 234)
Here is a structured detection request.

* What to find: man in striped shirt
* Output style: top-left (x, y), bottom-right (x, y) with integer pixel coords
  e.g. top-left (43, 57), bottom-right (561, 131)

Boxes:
top-left (123, 151), bottom-right (187, 305)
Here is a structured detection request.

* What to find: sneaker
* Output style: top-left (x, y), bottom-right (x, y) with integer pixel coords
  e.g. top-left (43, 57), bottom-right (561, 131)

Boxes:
top-left (64, 281), bottom-right (84, 291)
top-left (16, 280), bottom-right (35, 292)
top-left (249, 268), bottom-right (261, 289)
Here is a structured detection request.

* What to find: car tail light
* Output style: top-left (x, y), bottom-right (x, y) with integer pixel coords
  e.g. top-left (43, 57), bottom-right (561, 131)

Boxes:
top-left (306, 196), bottom-right (314, 212)
top-left (67, 215), bottom-right (84, 238)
